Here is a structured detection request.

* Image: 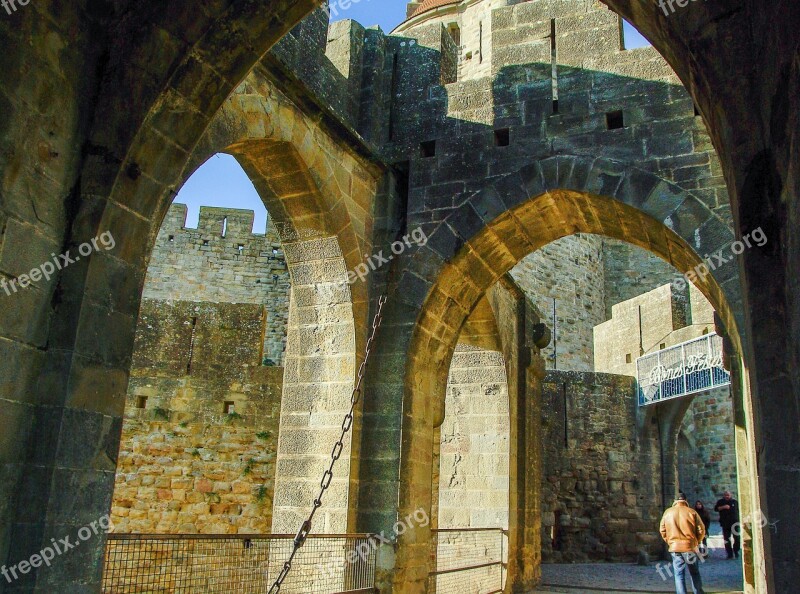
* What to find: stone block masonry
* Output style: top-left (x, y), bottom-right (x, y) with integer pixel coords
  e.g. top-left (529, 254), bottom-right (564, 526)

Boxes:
top-left (510, 234), bottom-right (606, 373)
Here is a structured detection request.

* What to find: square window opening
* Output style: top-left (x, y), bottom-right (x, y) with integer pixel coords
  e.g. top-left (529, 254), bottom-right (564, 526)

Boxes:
top-left (420, 140), bottom-right (437, 158)
top-left (494, 128), bottom-right (510, 147)
top-left (606, 110), bottom-right (625, 130)
top-left (136, 396), bottom-right (148, 409)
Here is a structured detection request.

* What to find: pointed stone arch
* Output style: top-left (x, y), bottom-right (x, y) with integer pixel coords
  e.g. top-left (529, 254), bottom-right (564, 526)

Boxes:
top-left (386, 158), bottom-right (749, 591)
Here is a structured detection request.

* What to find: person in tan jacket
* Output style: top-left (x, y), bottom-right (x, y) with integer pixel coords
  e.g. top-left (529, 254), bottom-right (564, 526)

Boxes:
top-left (658, 492), bottom-right (706, 594)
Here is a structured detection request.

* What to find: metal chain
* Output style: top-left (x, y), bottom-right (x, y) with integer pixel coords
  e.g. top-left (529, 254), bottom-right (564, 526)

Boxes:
top-left (268, 293), bottom-right (388, 594)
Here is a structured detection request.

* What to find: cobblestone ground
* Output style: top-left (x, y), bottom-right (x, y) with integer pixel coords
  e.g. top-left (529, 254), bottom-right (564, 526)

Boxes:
top-left (533, 534), bottom-right (744, 593)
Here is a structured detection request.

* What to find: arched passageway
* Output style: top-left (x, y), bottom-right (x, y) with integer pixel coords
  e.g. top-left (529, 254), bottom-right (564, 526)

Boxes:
top-left (2, 2), bottom-right (799, 592)
top-left (392, 172), bottom-right (755, 592)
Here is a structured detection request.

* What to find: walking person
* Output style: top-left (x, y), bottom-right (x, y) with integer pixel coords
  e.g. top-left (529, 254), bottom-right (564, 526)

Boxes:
top-left (714, 490), bottom-right (740, 559)
top-left (694, 501), bottom-right (711, 556)
top-left (660, 492), bottom-right (707, 594)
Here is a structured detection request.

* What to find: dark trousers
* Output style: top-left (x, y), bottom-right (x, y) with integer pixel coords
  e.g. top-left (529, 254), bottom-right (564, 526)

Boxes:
top-left (722, 523), bottom-right (741, 557)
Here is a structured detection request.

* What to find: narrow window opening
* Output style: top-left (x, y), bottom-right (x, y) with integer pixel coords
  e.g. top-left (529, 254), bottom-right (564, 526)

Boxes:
top-left (221, 216), bottom-right (228, 238)
top-left (237, 244), bottom-right (245, 255)
top-left (168, 235), bottom-right (175, 242)
top-left (202, 239), bottom-right (209, 246)
top-left (494, 128), bottom-right (510, 147)
top-left (479, 21), bottom-right (483, 63)
top-left (224, 401), bottom-right (236, 415)
top-left (552, 511), bottom-right (563, 551)
top-left (389, 53), bottom-right (399, 141)
top-left (625, 353), bottom-right (632, 364)
top-left (550, 19), bottom-right (559, 110)
top-left (136, 396), bottom-right (148, 409)
top-left (606, 110), bottom-right (625, 130)
top-left (186, 316), bottom-right (198, 374)
top-left (420, 140), bottom-right (437, 158)
top-left (562, 382), bottom-right (568, 448)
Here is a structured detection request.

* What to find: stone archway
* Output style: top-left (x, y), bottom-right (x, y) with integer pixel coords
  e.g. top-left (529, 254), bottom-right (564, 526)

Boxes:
top-left (22, 41), bottom-right (385, 594)
top-left (388, 158), bottom-right (755, 592)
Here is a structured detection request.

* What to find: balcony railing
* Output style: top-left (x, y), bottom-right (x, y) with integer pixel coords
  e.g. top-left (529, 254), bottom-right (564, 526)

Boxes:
top-left (427, 528), bottom-right (506, 594)
top-left (637, 333), bottom-right (731, 406)
top-left (102, 533), bottom-right (377, 593)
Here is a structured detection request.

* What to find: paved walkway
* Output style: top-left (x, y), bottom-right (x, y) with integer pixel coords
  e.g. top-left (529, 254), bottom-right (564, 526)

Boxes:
top-left (532, 535), bottom-right (744, 593)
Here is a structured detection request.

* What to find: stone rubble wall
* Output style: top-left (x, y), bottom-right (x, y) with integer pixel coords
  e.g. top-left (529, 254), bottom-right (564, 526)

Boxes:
top-left (112, 300), bottom-right (283, 534)
top-left (540, 370), bottom-right (662, 562)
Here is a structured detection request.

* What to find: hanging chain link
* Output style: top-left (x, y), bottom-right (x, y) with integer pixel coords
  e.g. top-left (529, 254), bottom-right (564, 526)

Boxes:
top-left (268, 293), bottom-right (388, 594)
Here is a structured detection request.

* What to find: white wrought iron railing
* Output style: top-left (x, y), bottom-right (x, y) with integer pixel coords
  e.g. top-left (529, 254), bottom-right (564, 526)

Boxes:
top-left (637, 333), bottom-right (731, 406)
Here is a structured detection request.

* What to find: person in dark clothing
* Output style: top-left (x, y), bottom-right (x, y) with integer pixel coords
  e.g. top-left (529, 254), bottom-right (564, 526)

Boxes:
top-left (694, 501), bottom-right (711, 549)
top-left (714, 491), bottom-right (740, 559)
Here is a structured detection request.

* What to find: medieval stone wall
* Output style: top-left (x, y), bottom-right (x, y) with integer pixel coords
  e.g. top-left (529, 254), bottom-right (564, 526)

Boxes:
top-left (540, 370), bottom-right (662, 562)
top-left (112, 300), bottom-right (283, 534)
top-left (510, 234), bottom-right (605, 372)
top-left (144, 204), bottom-right (290, 366)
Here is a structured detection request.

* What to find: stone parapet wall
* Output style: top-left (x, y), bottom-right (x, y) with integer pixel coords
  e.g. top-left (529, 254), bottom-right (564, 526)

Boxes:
top-left (144, 204), bottom-right (290, 366)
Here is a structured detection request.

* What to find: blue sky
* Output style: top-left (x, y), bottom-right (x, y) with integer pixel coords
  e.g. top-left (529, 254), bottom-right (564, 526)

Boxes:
top-left (174, 3), bottom-right (652, 226)
top-left (174, 154), bottom-right (267, 233)
top-left (328, 0), bottom-right (651, 48)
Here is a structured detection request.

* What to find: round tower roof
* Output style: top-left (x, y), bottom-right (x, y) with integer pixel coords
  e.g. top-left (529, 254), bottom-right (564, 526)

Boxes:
top-left (409, 0), bottom-right (462, 19)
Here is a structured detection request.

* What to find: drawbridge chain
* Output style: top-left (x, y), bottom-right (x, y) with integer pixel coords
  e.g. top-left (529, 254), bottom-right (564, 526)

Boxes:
top-left (268, 293), bottom-right (388, 594)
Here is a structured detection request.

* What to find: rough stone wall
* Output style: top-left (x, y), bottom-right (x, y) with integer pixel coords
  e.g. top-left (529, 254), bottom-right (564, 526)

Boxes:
top-left (540, 370), bottom-right (662, 562)
top-left (145, 204), bottom-right (290, 366)
top-left (510, 234), bottom-right (605, 372)
top-left (438, 344), bottom-right (510, 529)
top-left (112, 301), bottom-right (282, 534)
top-left (678, 387), bottom-right (738, 514)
